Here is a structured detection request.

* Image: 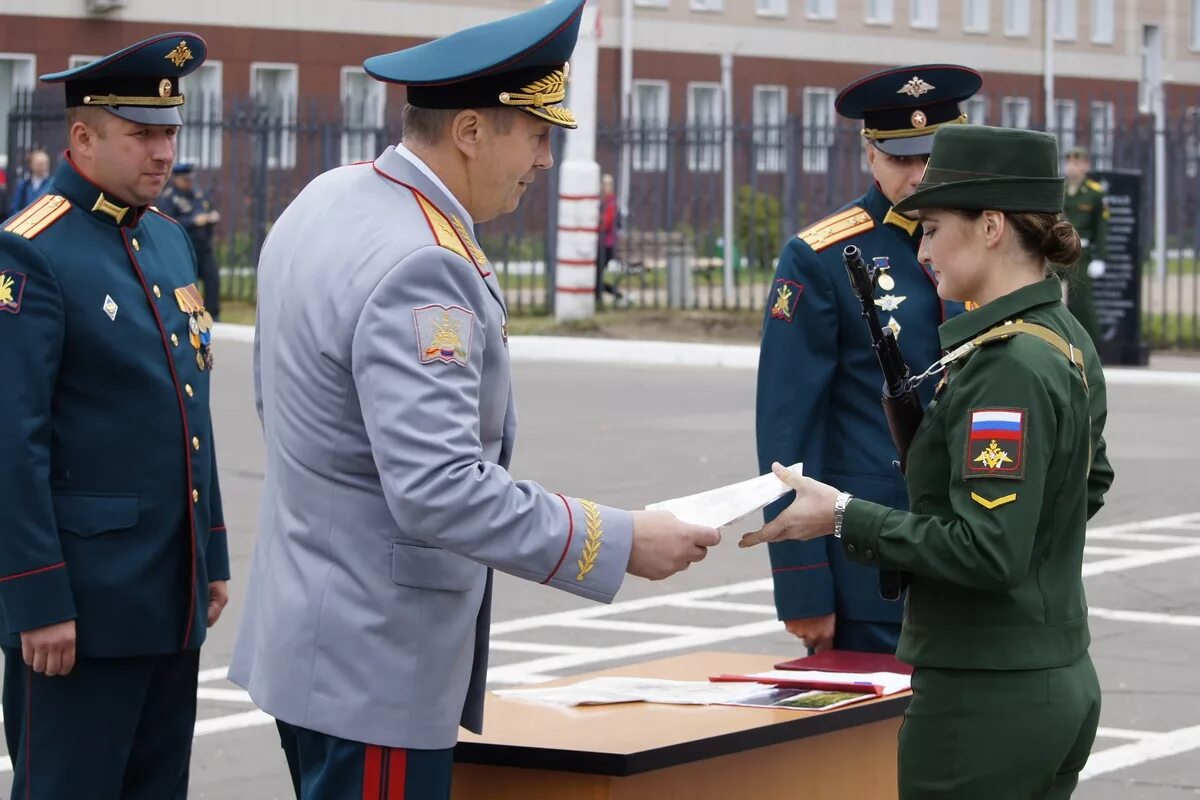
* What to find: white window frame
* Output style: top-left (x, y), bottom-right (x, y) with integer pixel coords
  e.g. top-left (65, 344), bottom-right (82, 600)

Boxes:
top-left (1090, 100), bottom-right (1115, 170)
top-left (1004, 0), bottom-right (1030, 36)
top-left (1053, 0), bottom-right (1077, 41)
top-left (756, 0), bottom-right (788, 18)
top-left (68, 55), bottom-right (102, 69)
top-left (752, 85), bottom-right (788, 174)
top-left (0, 54), bottom-right (37, 168)
top-left (1000, 96), bottom-right (1031, 129)
top-left (963, 0), bottom-right (990, 33)
top-left (178, 61), bottom-right (223, 169)
top-left (1191, 0), bottom-right (1200, 50)
top-left (631, 79), bottom-right (669, 173)
top-left (1091, 0), bottom-right (1115, 44)
top-left (634, 0), bottom-right (669, 7)
top-left (801, 87), bottom-right (836, 174)
top-left (340, 66), bottom-right (386, 165)
top-left (865, 0), bottom-right (894, 25)
top-left (964, 94), bottom-right (989, 125)
top-left (689, 0), bottom-right (723, 10)
top-left (687, 82), bottom-right (723, 173)
top-left (250, 62), bottom-right (299, 169)
top-left (1052, 98), bottom-right (1077, 157)
top-left (805, 0), bottom-right (836, 21)
top-left (910, 0), bottom-right (938, 29)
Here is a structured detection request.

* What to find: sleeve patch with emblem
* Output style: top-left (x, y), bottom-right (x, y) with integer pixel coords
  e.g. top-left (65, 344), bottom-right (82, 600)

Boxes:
top-left (770, 279), bottom-right (803, 322)
top-left (964, 408), bottom-right (1025, 480)
top-left (0, 270), bottom-right (28, 314)
top-left (413, 304), bottom-right (475, 367)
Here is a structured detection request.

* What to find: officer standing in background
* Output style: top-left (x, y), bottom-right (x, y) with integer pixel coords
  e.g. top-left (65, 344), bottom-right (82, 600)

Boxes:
top-left (0, 33), bottom-right (229, 798)
top-left (1062, 146), bottom-right (1108, 344)
top-left (229, 2), bottom-right (718, 797)
top-left (160, 161), bottom-right (222, 320)
top-left (757, 64), bottom-right (979, 654)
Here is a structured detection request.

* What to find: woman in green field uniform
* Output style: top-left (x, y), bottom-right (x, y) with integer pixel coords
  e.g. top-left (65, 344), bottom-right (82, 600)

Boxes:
top-left (740, 125), bottom-right (1115, 799)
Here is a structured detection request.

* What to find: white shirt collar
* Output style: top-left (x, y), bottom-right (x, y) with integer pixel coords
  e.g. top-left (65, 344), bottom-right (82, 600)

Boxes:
top-left (394, 142), bottom-right (474, 229)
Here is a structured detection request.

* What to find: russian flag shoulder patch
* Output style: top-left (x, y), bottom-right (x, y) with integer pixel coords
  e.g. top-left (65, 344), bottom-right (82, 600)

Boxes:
top-left (964, 408), bottom-right (1026, 480)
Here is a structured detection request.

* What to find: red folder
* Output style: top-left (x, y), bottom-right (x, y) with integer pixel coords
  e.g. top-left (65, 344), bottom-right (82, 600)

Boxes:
top-left (773, 649), bottom-right (913, 676)
top-left (709, 673), bottom-right (884, 697)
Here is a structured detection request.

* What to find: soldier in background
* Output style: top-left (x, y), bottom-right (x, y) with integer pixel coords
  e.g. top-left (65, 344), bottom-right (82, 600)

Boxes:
top-left (1062, 146), bottom-right (1108, 344)
top-left (160, 161), bottom-right (222, 320)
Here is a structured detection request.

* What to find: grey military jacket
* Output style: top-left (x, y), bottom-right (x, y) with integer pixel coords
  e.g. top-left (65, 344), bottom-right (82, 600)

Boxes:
top-left (229, 146), bottom-right (634, 749)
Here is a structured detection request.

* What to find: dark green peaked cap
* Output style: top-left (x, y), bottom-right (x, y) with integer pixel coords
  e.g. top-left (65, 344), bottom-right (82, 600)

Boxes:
top-left (893, 125), bottom-right (1065, 214)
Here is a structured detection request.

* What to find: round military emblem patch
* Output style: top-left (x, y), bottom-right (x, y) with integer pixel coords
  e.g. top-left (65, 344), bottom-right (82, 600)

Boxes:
top-left (911, 110), bottom-right (927, 129)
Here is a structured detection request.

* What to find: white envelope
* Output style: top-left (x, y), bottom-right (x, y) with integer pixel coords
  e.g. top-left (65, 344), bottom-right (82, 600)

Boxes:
top-left (644, 462), bottom-right (802, 529)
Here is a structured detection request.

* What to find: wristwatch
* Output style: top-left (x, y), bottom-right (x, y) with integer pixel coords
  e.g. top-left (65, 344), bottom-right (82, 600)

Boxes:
top-left (833, 492), bottom-right (854, 538)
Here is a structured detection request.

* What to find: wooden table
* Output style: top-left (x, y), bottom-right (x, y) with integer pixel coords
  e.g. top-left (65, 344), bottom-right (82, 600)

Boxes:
top-left (453, 651), bottom-right (909, 799)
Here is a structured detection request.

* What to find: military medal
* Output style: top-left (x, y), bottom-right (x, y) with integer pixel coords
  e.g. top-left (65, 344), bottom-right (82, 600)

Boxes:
top-left (874, 294), bottom-right (907, 312)
top-left (878, 273), bottom-right (896, 291)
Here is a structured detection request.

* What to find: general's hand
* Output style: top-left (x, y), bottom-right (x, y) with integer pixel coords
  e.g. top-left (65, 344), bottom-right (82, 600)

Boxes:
top-left (207, 580), bottom-right (229, 627)
top-left (627, 511), bottom-right (721, 580)
top-left (1087, 259), bottom-right (1105, 278)
top-left (739, 463), bottom-right (840, 548)
top-left (207, 210), bottom-right (221, 225)
top-left (784, 614), bottom-right (836, 653)
top-left (20, 620), bottom-right (76, 677)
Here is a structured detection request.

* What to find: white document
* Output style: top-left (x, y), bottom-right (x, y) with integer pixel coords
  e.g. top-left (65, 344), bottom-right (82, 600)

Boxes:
top-left (644, 462), bottom-right (802, 529)
top-left (494, 677), bottom-right (759, 708)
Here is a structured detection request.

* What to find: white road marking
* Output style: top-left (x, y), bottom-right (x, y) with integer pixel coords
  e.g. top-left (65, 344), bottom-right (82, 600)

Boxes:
top-left (1089, 608), bottom-right (1200, 627)
top-left (1082, 543), bottom-right (1200, 577)
top-left (196, 687), bottom-right (254, 703)
top-left (1081, 723), bottom-right (1200, 780)
top-left (669, 599), bottom-right (780, 615)
top-left (570, 619), bottom-right (709, 636)
top-left (1095, 727), bottom-right (1164, 742)
top-left (490, 641), bottom-right (597, 655)
top-left (1084, 546), bottom-right (1150, 557)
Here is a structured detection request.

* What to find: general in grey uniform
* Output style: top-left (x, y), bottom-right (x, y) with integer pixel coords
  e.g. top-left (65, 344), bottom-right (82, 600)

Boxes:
top-left (228, 2), bottom-right (719, 797)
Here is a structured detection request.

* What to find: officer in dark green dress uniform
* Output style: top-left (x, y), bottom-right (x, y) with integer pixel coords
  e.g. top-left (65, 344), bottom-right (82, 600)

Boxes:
top-left (742, 125), bottom-right (1114, 799)
top-left (1062, 146), bottom-right (1108, 344)
top-left (0, 33), bottom-right (229, 798)
top-left (757, 64), bottom-right (979, 654)
top-left (159, 162), bottom-right (222, 320)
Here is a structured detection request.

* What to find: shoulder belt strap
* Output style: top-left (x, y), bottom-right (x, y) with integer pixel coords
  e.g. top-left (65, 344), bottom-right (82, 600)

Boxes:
top-left (942, 321), bottom-right (1088, 391)
top-left (797, 206), bottom-right (875, 252)
top-left (4, 195), bottom-right (72, 240)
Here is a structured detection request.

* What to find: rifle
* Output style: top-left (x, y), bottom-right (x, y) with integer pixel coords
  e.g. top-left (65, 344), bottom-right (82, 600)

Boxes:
top-left (843, 244), bottom-right (925, 601)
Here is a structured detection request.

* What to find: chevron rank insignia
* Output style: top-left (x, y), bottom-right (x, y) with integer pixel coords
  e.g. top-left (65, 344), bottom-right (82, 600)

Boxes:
top-left (770, 279), bottom-right (803, 322)
top-left (0, 270), bottom-right (28, 314)
top-left (964, 408), bottom-right (1025, 480)
top-left (413, 304), bottom-right (474, 367)
top-left (971, 492), bottom-right (1018, 510)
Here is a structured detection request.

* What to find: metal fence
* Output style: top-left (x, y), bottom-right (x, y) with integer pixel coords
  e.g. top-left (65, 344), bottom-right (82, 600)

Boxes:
top-left (5, 90), bottom-right (1198, 349)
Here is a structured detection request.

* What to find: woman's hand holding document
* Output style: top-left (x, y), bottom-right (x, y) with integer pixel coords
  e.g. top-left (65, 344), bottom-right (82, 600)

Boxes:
top-left (644, 463), bottom-right (803, 529)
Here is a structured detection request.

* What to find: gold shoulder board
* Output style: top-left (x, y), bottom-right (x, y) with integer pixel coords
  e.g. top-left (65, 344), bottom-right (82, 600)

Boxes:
top-left (411, 191), bottom-right (471, 263)
top-left (4, 195), bottom-right (72, 240)
top-left (1085, 179), bottom-right (1103, 192)
top-left (797, 206), bottom-right (875, 252)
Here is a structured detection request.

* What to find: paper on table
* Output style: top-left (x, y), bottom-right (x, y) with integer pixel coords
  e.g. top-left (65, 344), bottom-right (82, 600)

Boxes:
top-left (644, 462), bottom-right (803, 529)
top-left (494, 676), bottom-right (759, 707)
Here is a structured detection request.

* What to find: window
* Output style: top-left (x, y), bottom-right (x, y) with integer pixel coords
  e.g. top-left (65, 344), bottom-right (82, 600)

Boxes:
top-left (1192, 0), bottom-right (1200, 49)
top-left (687, 82), bottom-right (723, 173)
top-left (179, 62), bottom-right (222, 169)
top-left (1052, 0), bottom-right (1077, 41)
top-left (690, 0), bottom-right (723, 10)
top-left (865, 0), bottom-right (894, 24)
top-left (911, 0), bottom-right (938, 29)
top-left (1004, 0), bottom-right (1030, 35)
top-left (1052, 99), bottom-right (1077, 157)
top-left (964, 94), bottom-right (989, 124)
top-left (68, 55), bottom-right (102, 69)
top-left (756, 0), bottom-right (787, 16)
top-left (805, 0), bottom-right (835, 20)
top-left (1185, 107), bottom-right (1200, 179)
top-left (0, 54), bottom-right (35, 167)
top-left (634, 0), bottom-right (668, 6)
top-left (1000, 96), bottom-right (1030, 128)
top-left (250, 63), bottom-right (298, 169)
top-left (1090, 101), bottom-right (1115, 169)
top-left (802, 87), bottom-right (835, 173)
top-left (631, 80), bottom-right (669, 172)
top-left (964, 0), bottom-right (989, 33)
top-left (341, 67), bottom-right (385, 165)
top-left (1091, 0), bottom-right (1114, 44)
top-left (753, 86), bottom-right (787, 174)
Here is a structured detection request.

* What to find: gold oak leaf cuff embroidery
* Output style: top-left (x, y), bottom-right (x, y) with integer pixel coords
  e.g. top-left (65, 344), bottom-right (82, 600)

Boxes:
top-left (576, 500), bottom-right (603, 582)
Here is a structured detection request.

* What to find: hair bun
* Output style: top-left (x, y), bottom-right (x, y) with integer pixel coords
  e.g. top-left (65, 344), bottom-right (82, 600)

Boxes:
top-left (1043, 219), bottom-right (1082, 268)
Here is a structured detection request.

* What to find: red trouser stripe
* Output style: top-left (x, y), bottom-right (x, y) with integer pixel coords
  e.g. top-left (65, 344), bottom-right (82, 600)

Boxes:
top-left (387, 748), bottom-right (408, 800)
top-left (362, 745), bottom-right (383, 800)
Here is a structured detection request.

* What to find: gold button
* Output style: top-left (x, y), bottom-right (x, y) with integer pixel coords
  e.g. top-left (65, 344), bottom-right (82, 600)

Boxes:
top-left (192, 437), bottom-right (200, 451)
top-left (132, 238), bottom-right (140, 251)
top-left (171, 333), bottom-right (179, 347)
top-left (192, 489), bottom-right (199, 503)
top-left (153, 285), bottom-right (161, 298)
top-left (185, 384), bottom-right (194, 397)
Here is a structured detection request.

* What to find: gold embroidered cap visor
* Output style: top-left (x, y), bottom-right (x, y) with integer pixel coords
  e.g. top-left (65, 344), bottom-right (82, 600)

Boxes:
top-left (363, 0), bottom-right (583, 129)
top-left (892, 125), bottom-right (1066, 214)
top-left (39, 32), bottom-right (207, 126)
